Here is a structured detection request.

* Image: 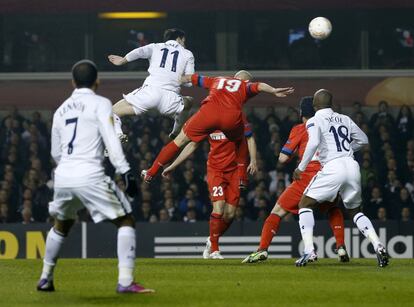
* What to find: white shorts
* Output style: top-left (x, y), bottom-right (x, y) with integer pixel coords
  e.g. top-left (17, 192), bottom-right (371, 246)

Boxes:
top-left (49, 176), bottom-right (132, 223)
top-left (304, 157), bottom-right (361, 209)
top-left (123, 84), bottom-right (184, 117)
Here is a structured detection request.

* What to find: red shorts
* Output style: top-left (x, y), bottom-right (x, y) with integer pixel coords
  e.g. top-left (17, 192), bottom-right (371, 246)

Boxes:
top-left (278, 162), bottom-right (321, 214)
top-left (184, 104), bottom-right (244, 143)
top-left (207, 166), bottom-right (240, 206)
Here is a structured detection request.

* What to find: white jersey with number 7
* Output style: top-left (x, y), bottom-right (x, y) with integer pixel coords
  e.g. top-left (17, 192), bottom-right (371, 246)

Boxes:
top-left (51, 88), bottom-right (130, 188)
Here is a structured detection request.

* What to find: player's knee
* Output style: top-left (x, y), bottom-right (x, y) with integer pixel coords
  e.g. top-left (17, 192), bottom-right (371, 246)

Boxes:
top-left (298, 196), bottom-right (317, 209)
top-left (223, 205), bottom-right (236, 220)
top-left (212, 201), bottom-right (225, 215)
top-left (271, 203), bottom-right (287, 217)
top-left (346, 206), bottom-right (362, 219)
top-left (113, 214), bottom-right (136, 228)
top-left (113, 99), bottom-right (134, 117)
top-left (174, 130), bottom-right (190, 146)
top-left (183, 96), bottom-right (194, 110)
top-left (54, 219), bottom-right (74, 236)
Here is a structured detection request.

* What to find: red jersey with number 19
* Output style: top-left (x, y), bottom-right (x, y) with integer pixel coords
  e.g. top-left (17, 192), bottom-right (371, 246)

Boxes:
top-left (190, 74), bottom-right (260, 110)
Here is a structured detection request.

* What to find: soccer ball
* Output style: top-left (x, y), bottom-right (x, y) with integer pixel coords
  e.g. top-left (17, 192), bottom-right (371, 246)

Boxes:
top-left (308, 17), bottom-right (332, 40)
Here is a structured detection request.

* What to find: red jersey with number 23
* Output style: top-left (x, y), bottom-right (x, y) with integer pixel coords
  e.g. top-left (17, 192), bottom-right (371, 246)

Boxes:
top-left (207, 114), bottom-right (253, 171)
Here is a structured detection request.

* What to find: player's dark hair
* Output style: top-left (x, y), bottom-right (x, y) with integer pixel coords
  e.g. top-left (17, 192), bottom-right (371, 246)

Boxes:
top-left (300, 96), bottom-right (315, 118)
top-left (164, 28), bottom-right (186, 42)
top-left (72, 59), bottom-right (98, 88)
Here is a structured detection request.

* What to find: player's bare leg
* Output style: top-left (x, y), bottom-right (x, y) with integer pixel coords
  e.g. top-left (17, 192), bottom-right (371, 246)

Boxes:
top-left (142, 129), bottom-right (191, 183)
top-left (169, 96), bottom-right (194, 139)
top-left (296, 195), bottom-right (318, 267)
top-left (347, 207), bottom-right (389, 267)
top-left (112, 99), bottom-right (135, 142)
top-left (242, 203), bottom-right (288, 263)
top-left (206, 202), bottom-right (236, 259)
top-left (37, 219), bottom-right (75, 291)
top-left (111, 214), bottom-right (155, 293)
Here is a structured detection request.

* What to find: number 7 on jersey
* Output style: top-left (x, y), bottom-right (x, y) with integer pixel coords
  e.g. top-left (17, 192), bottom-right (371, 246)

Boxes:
top-left (65, 117), bottom-right (78, 154)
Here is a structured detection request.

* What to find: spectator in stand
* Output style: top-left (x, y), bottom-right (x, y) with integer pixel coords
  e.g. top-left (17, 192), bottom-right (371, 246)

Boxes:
top-left (396, 105), bottom-right (413, 148)
top-left (158, 208), bottom-right (170, 223)
top-left (183, 209), bottom-right (197, 223)
top-left (178, 189), bottom-right (203, 216)
top-left (0, 203), bottom-right (10, 223)
top-left (21, 207), bottom-right (35, 224)
top-left (377, 207), bottom-right (387, 222)
top-left (394, 188), bottom-right (414, 217)
top-left (360, 159), bottom-right (377, 188)
top-left (163, 198), bottom-right (180, 221)
top-left (365, 187), bottom-right (386, 218)
top-left (137, 201), bottom-right (152, 222)
top-left (369, 100), bottom-right (395, 130)
top-left (401, 207), bottom-right (412, 222)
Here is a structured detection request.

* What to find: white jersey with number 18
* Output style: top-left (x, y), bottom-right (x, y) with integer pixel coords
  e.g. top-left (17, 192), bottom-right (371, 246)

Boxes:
top-left (125, 40), bottom-right (195, 93)
top-left (298, 108), bottom-right (368, 171)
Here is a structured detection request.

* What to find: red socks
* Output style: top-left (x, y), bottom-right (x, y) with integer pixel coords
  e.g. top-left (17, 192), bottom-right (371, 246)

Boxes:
top-left (147, 141), bottom-right (180, 176)
top-left (209, 213), bottom-right (233, 252)
top-left (327, 207), bottom-right (345, 249)
top-left (259, 213), bottom-right (281, 251)
top-left (209, 213), bottom-right (222, 252)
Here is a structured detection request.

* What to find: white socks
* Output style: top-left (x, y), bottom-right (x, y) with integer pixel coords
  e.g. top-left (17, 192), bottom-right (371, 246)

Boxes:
top-left (113, 114), bottom-right (124, 136)
top-left (117, 226), bottom-right (136, 287)
top-left (171, 109), bottom-right (190, 137)
top-left (298, 208), bottom-right (315, 254)
top-left (353, 212), bottom-right (381, 250)
top-left (41, 228), bottom-right (66, 280)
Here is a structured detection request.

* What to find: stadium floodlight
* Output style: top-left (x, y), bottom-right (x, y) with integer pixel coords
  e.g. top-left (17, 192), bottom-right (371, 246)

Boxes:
top-left (98, 12), bottom-right (167, 19)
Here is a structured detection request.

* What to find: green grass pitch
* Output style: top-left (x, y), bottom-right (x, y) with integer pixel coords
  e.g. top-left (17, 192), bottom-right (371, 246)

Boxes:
top-left (1, 259), bottom-right (413, 306)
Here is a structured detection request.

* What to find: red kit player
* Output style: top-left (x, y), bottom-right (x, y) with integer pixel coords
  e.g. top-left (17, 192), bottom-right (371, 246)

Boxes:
top-left (242, 96), bottom-right (350, 264)
top-left (141, 70), bottom-right (294, 183)
top-left (163, 115), bottom-right (256, 259)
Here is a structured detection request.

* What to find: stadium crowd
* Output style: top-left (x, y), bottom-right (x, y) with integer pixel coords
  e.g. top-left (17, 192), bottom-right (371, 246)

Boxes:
top-left (0, 101), bottom-right (413, 224)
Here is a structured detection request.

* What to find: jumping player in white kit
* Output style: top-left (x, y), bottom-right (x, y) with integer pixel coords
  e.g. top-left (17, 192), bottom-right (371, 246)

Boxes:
top-left (293, 89), bottom-right (389, 267)
top-left (108, 28), bottom-right (195, 139)
top-left (36, 60), bottom-right (154, 294)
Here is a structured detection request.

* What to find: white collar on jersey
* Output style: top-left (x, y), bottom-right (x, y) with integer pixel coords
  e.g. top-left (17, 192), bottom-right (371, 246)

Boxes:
top-left (315, 107), bottom-right (333, 115)
top-left (72, 88), bottom-right (95, 95)
top-left (165, 40), bottom-right (180, 48)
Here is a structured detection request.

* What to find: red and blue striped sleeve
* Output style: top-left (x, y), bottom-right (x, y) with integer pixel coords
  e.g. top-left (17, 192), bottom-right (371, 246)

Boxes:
top-left (191, 74), bottom-right (213, 89)
top-left (242, 113), bottom-right (253, 137)
top-left (281, 126), bottom-right (301, 156)
top-left (246, 82), bottom-right (260, 97)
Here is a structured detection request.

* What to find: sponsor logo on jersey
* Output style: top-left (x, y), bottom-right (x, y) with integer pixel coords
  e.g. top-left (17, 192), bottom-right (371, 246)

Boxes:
top-left (209, 132), bottom-right (227, 140)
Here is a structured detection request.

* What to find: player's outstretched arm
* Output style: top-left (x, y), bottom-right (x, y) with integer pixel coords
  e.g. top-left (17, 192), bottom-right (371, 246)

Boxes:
top-left (162, 141), bottom-right (200, 178)
top-left (108, 55), bottom-right (128, 66)
top-left (108, 44), bottom-right (154, 66)
top-left (258, 83), bottom-right (294, 97)
top-left (247, 136), bottom-right (258, 175)
top-left (180, 74), bottom-right (193, 84)
top-left (278, 153), bottom-right (290, 164)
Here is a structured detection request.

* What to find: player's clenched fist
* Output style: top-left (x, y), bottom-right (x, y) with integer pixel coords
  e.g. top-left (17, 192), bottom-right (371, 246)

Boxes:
top-left (293, 168), bottom-right (302, 181)
top-left (108, 55), bottom-right (128, 66)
